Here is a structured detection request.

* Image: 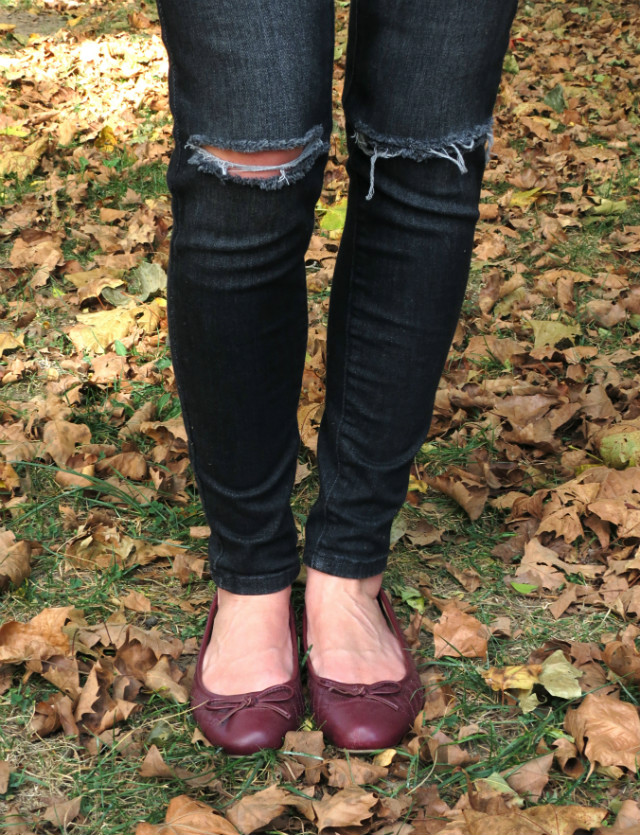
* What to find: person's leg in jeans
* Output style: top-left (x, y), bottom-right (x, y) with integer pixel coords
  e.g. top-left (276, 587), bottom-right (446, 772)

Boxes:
top-left (155, 0), bottom-right (333, 696)
top-left (304, 0), bottom-right (519, 685)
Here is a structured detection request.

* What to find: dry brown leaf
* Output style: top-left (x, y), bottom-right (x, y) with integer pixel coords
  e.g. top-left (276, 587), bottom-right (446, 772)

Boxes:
top-left (95, 452), bottom-right (148, 481)
top-left (31, 654), bottom-right (81, 698)
top-left (122, 590), bottom-right (152, 613)
top-left (0, 333), bottom-right (24, 355)
top-left (135, 795), bottom-right (238, 835)
top-left (28, 693), bottom-right (78, 738)
top-left (226, 785), bottom-right (290, 835)
top-left (424, 729), bottom-right (478, 766)
top-left (464, 805), bottom-right (606, 835)
top-left (551, 737), bottom-right (585, 779)
top-left (427, 468), bottom-right (489, 521)
top-left (0, 607), bottom-right (75, 664)
top-left (170, 552), bottom-right (206, 585)
top-left (468, 775), bottom-right (521, 815)
top-left (564, 692), bottom-right (640, 774)
top-left (43, 796), bottom-right (82, 829)
top-left (139, 745), bottom-right (224, 792)
top-left (0, 531), bottom-right (31, 591)
top-left (281, 730), bottom-right (325, 784)
top-left (312, 787), bottom-right (377, 832)
top-left (420, 667), bottom-right (456, 720)
top-left (505, 753), bottom-right (554, 802)
top-left (42, 420), bottom-right (92, 468)
top-left (405, 519), bottom-right (443, 547)
top-left (324, 757), bottom-right (388, 788)
top-left (443, 562), bottom-right (482, 593)
top-left (603, 640), bottom-right (640, 686)
top-left (433, 604), bottom-right (489, 659)
top-left (595, 800), bottom-right (640, 834)
top-left (0, 761), bottom-right (12, 794)
top-left (143, 656), bottom-right (188, 704)
top-left (0, 138), bottom-right (48, 180)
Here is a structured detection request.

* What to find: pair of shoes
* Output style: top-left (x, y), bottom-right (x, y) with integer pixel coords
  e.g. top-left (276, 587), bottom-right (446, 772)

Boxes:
top-left (303, 589), bottom-right (424, 750)
top-left (190, 594), bottom-right (304, 755)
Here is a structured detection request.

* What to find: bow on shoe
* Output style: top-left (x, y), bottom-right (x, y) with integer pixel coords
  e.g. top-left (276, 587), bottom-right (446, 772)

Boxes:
top-left (325, 681), bottom-right (403, 710)
top-left (203, 685), bottom-right (295, 724)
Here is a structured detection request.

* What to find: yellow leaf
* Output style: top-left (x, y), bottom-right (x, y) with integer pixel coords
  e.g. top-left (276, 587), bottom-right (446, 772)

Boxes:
top-left (373, 748), bottom-right (397, 767)
top-left (530, 319), bottom-right (580, 349)
top-left (0, 137), bottom-right (48, 181)
top-left (68, 308), bottom-right (137, 355)
top-left (482, 664), bottom-right (541, 693)
top-left (95, 126), bottom-right (117, 152)
top-left (0, 333), bottom-right (24, 355)
top-left (408, 474), bottom-right (428, 493)
top-left (538, 650), bottom-right (583, 699)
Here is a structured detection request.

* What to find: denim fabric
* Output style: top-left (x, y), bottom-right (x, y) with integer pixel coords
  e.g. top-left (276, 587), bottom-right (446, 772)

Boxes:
top-left (155, 0), bottom-right (518, 594)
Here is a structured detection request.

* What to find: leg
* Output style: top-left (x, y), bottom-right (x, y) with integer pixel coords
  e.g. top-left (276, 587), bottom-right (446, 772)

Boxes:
top-left (305, 0), bottom-right (518, 685)
top-left (155, 0), bottom-right (333, 698)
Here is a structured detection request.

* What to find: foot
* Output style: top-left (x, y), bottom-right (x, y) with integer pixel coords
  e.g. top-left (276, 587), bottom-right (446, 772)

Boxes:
top-left (200, 587), bottom-right (294, 695)
top-left (304, 569), bottom-right (406, 684)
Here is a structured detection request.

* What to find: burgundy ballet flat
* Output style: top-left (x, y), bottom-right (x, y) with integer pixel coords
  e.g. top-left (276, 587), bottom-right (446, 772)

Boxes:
top-left (191, 594), bottom-right (304, 755)
top-left (304, 590), bottom-right (424, 750)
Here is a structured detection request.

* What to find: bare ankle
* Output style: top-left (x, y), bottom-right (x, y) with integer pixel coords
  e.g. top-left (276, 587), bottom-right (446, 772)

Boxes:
top-left (305, 568), bottom-right (383, 605)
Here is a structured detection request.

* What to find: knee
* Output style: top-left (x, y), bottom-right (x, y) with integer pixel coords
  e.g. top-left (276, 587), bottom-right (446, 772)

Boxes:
top-left (186, 128), bottom-right (328, 190)
top-left (202, 147), bottom-right (304, 180)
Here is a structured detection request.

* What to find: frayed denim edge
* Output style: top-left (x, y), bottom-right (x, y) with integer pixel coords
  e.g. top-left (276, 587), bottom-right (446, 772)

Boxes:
top-left (354, 118), bottom-right (494, 200)
top-left (186, 124), bottom-right (328, 190)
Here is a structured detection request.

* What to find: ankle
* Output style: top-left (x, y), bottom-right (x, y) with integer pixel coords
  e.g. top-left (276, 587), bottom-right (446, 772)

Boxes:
top-left (304, 568), bottom-right (383, 609)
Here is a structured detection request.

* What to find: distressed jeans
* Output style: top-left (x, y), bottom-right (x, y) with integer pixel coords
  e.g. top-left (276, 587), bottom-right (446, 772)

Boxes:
top-left (156, 0), bottom-right (518, 594)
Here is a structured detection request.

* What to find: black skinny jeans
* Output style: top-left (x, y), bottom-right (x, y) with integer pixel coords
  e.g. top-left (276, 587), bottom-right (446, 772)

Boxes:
top-left (156, 0), bottom-right (518, 593)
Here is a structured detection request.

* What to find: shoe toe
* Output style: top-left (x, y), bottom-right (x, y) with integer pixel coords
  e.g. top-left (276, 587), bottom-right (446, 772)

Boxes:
top-left (319, 698), bottom-right (415, 750)
top-left (194, 704), bottom-right (292, 755)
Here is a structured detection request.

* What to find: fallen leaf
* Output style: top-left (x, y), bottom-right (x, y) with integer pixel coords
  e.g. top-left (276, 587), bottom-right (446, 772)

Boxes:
top-left (0, 608), bottom-right (75, 664)
top-left (0, 531), bottom-right (31, 591)
top-left (43, 796), bottom-right (82, 829)
top-left (464, 805), bottom-right (606, 835)
top-left (143, 656), bottom-right (188, 704)
top-left (122, 590), bottom-right (152, 613)
top-left (482, 664), bottom-right (541, 694)
top-left (312, 787), bottom-right (377, 832)
top-left (226, 785), bottom-right (289, 835)
top-left (427, 468), bottom-right (489, 521)
top-left (552, 737), bottom-right (585, 779)
top-left (595, 800), bottom-right (640, 834)
top-left (603, 640), bottom-right (640, 686)
top-left (135, 795), bottom-right (238, 835)
top-left (538, 650), bottom-right (583, 699)
top-left (530, 319), bottom-right (580, 349)
top-left (0, 137), bottom-right (48, 180)
top-left (0, 761), bottom-right (12, 793)
top-left (505, 753), bottom-right (554, 802)
top-left (281, 730), bottom-right (325, 784)
top-left (324, 757), bottom-right (388, 788)
top-left (433, 604), bottom-right (489, 659)
top-left (564, 692), bottom-right (640, 774)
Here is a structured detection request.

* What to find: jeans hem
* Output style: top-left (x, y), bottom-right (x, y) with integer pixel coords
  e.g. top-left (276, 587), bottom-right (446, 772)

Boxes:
top-left (303, 551), bottom-right (388, 580)
top-left (211, 563), bottom-right (301, 595)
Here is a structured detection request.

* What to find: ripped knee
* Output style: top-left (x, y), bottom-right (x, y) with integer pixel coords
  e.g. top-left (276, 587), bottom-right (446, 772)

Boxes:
top-left (201, 147), bottom-right (304, 180)
top-left (353, 120), bottom-right (494, 200)
top-left (186, 126), bottom-right (328, 190)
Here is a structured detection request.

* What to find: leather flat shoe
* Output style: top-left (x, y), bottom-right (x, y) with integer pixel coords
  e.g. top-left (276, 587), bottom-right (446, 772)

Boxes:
top-left (191, 594), bottom-right (304, 755)
top-left (304, 589), bottom-right (424, 750)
